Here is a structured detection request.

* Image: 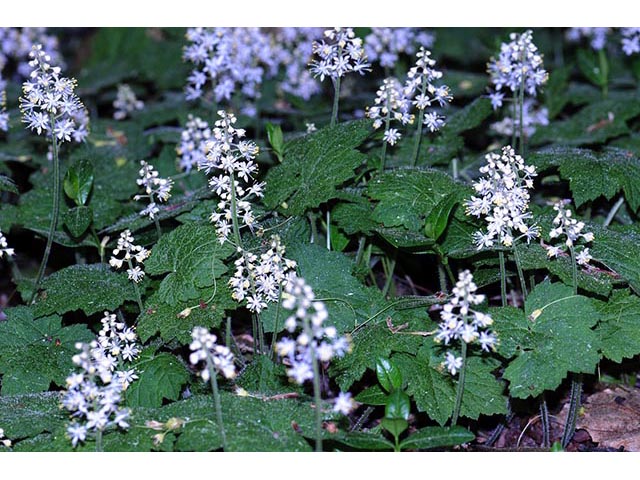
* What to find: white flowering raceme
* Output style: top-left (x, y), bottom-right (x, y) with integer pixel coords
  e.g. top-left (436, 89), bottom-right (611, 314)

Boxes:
top-left (19, 44), bottom-right (89, 143)
top-left (229, 235), bottom-right (297, 313)
top-left (621, 28), bottom-right (640, 56)
top-left (434, 270), bottom-right (497, 375)
top-left (109, 230), bottom-right (150, 283)
top-left (465, 146), bottom-right (540, 250)
top-left (566, 28), bottom-right (610, 51)
top-left (486, 30), bottom-right (548, 110)
top-left (274, 28), bottom-right (324, 101)
top-left (113, 84), bottom-right (144, 120)
top-left (95, 311), bottom-right (140, 388)
top-left (275, 277), bottom-right (350, 385)
top-left (545, 200), bottom-right (594, 265)
top-left (309, 27), bottom-right (371, 82)
top-left (189, 326), bottom-right (236, 381)
top-left (366, 77), bottom-right (414, 145)
top-left (490, 98), bottom-right (549, 139)
top-left (61, 340), bottom-right (135, 448)
top-left (365, 27), bottom-right (435, 69)
top-left (201, 110), bottom-right (264, 244)
top-left (0, 229), bottom-right (14, 258)
top-left (133, 160), bottom-right (173, 220)
top-left (0, 28), bottom-right (62, 79)
top-left (404, 47), bottom-right (452, 132)
top-left (176, 115), bottom-right (212, 172)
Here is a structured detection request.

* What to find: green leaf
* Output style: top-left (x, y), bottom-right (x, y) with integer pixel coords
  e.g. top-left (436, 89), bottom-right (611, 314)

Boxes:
top-left (424, 192), bottom-right (459, 241)
top-left (500, 281), bottom-right (601, 399)
top-left (33, 264), bottom-right (138, 317)
top-left (595, 290), bottom-right (640, 363)
top-left (384, 389), bottom-right (411, 421)
top-left (0, 392), bottom-right (66, 440)
top-left (63, 205), bottom-right (93, 238)
top-left (332, 193), bottom-right (377, 236)
top-left (63, 158), bottom-right (94, 206)
top-left (577, 48), bottom-right (607, 87)
top-left (355, 385), bottom-right (387, 406)
top-left (530, 96), bottom-right (640, 146)
top-left (137, 287), bottom-right (236, 345)
top-left (529, 147), bottom-right (640, 211)
top-left (394, 346), bottom-right (507, 425)
top-left (125, 351), bottom-right (190, 408)
top-left (331, 431), bottom-right (394, 451)
top-left (145, 223), bottom-right (234, 305)
top-left (375, 357), bottom-right (403, 392)
top-left (368, 168), bottom-right (463, 232)
top-left (544, 65), bottom-right (571, 118)
top-left (400, 426), bottom-right (475, 451)
top-left (443, 97), bottom-right (493, 136)
top-left (0, 307), bottom-right (94, 394)
top-left (591, 225), bottom-right (640, 294)
top-left (265, 122), bottom-right (284, 162)
top-left (157, 394), bottom-right (316, 451)
top-left (0, 174), bottom-right (18, 194)
top-left (263, 119), bottom-right (371, 215)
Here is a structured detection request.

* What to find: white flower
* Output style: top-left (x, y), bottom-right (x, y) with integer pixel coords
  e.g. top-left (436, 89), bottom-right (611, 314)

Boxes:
top-left (67, 423), bottom-right (86, 448)
top-left (134, 160), bottom-right (173, 220)
top-left (113, 84), bottom-right (144, 120)
top-left (110, 230), bottom-right (149, 284)
top-left (309, 28), bottom-right (371, 82)
top-left (333, 392), bottom-right (356, 415)
top-left (444, 352), bottom-right (463, 376)
top-left (0, 230), bottom-right (14, 258)
top-left (546, 200), bottom-right (593, 267)
top-left (189, 326), bottom-right (236, 381)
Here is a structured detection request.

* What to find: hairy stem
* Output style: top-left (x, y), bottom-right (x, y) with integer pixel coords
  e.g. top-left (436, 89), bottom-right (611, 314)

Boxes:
top-left (513, 243), bottom-right (528, 300)
top-left (498, 250), bottom-right (508, 307)
top-left (330, 76), bottom-right (341, 127)
top-left (603, 196), bottom-right (624, 228)
top-left (451, 340), bottom-right (468, 426)
top-left (540, 394), bottom-right (551, 448)
top-left (31, 120), bottom-right (60, 304)
top-left (207, 358), bottom-right (228, 451)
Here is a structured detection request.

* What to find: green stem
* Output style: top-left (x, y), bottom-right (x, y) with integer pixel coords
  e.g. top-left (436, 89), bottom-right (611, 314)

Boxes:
top-left (355, 236), bottom-right (366, 268)
top-left (379, 102), bottom-right (391, 174)
top-left (330, 76), bottom-right (341, 127)
top-left (410, 102), bottom-right (426, 167)
top-left (598, 48), bottom-right (609, 98)
top-left (511, 90), bottom-right (518, 150)
top-left (498, 250), bottom-right (508, 307)
top-left (153, 216), bottom-right (162, 241)
top-left (326, 209), bottom-right (331, 250)
top-left (451, 341), bottom-right (468, 426)
top-left (31, 121), bottom-right (60, 304)
top-left (562, 374), bottom-right (582, 448)
top-left (269, 286), bottom-right (283, 361)
top-left (604, 196), bottom-right (624, 228)
top-left (540, 394), bottom-right (550, 448)
top-left (513, 244), bottom-right (528, 300)
top-left (570, 246), bottom-right (578, 295)
top-left (126, 258), bottom-right (144, 312)
top-left (437, 263), bottom-right (447, 292)
top-left (381, 254), bottom-right (397, 298)
top-left (207, 358), bottom-right (228, 451)
top-left (303, 312), bottom-right (323, 451)
top-left (225, 317), bottom-right (232, 355)
top-left (95, 429), bottom-right (103, 452)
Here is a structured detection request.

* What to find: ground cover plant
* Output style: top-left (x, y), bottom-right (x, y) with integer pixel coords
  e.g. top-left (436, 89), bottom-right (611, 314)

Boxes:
top-left (1, 26), bottom-right (640, 452)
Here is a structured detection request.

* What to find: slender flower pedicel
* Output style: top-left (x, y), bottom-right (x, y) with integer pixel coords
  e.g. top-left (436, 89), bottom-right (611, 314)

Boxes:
top-left (113, 84), bottom-right (144, 120)
top-left (434, 270), bottom-right (496, 425)
top-left (189, 326), bottom-right (236, 450)
top-left (309, 27), bottom-right (371, 126)
top-left (133, 160), bottom-right (173, 238)
top-left (275, 276), bottom-right (351, 451)
top-left (20, 44), bottom-right (89, 303)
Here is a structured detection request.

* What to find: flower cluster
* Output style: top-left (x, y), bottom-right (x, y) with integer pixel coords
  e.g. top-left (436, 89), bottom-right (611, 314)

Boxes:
top-left (61, 330), bottom-right (138, 448)
top-left (0, 88), bottom-right (7, 132)
top-left (113, 84), bottom-right (144, 120)
top-left (274, 28), bottom-right (324, 100)
top-left (404, 47), bottom-right (452, 132)
top-left (0, 28), bottom-right (62, 80)
top-left (275, 277), bottom-right (350, 385)
top-left (434, 270), bottom-right (497, 375)
top-left (189, 326), bottom-right (236, 381)
top-left (465, 146), bottom-right (540, 249)
top-left (366, 77), bottom-right (414, 145)
top-left (229, 235), bottom-right (297, 313)
top-left (0, 229), bottom-right (13, 258)
top-left (19, 44), bottom-right (89, 143)
top-left (333, 391), bottom-right (357, 415)
top-left (202, 110), bottom-right (264, 244)
top-left (96, 311), bottom-right (141, 388)
top-left (0, 428), bottom-right (11, 448)
top-left (183, 27), bottom-right (278, 107)
top-left (133, 160), bottom-right (174, 220)
top-left (545, 200), bottom-right (594, 265)
top-left (109, 229), bottom-right (150, 283)
top-left (309, 27), bottom-right (371, 82)
top-left (365, 28), bottom-right (435, 69)
top-left (487, 30), bottom-right (548, 110)
top-left (490, 98), bottom-right (549, 138)
top-left (566, 28), bottom-right (610, 50)
top-left (176, 115), bottom-right (212, 172)
top-left (621, 28), bottom-right (640, 56)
